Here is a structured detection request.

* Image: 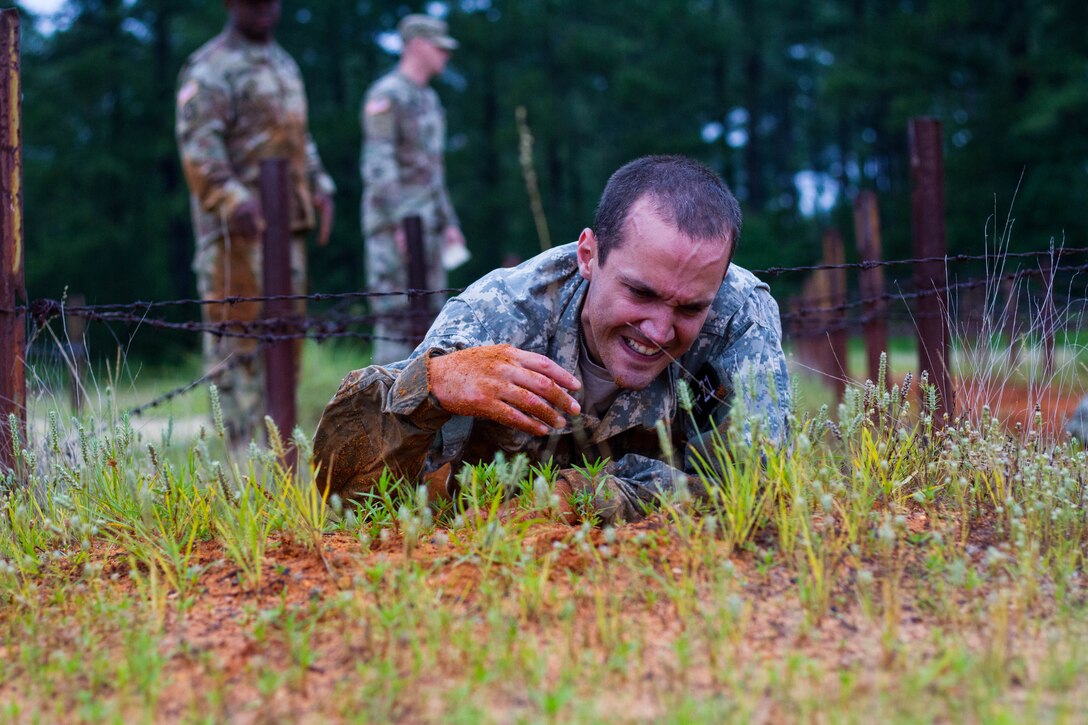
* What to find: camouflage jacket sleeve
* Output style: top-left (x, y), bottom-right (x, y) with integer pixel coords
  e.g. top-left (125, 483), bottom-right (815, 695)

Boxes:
top-left (678, 287), bottom-right (791, 508)
top-left (558, 455), bottom-right (689, 526)
top-left (703, 286), bottom-right (791, 445)
top-left (360, 89), bottom-right (401, 232)
top-left (306, 132), bottom-right (336, 198)
top-left (311, 354), bottom-right (451, 498)
top-left (175, 66), bottom-right (251, 223)
top-left (312, 297), bottom-right (488, 497)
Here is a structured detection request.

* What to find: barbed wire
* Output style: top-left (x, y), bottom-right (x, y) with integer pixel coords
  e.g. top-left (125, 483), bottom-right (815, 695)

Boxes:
top-left (15, 247), bottom-right (1088, 416)
top-left (779, 260), bottom-right (1088, 320)
top-left (18, 258), bottom-right (1088, 347)
top-left (749, 245), bottom-right (1088, 277)
top-left (12, 287), bottom-right (462, 322)
top-left (126, 346), bottom-right (264, 418)
top-left (76, 262), bottom-right (1088, 343)
top-left (10, 246), bottom-right (1087, 321)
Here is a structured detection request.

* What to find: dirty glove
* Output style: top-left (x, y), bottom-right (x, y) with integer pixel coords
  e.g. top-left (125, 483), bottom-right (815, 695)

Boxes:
top-left (553, 469), bottom-right (634, 526)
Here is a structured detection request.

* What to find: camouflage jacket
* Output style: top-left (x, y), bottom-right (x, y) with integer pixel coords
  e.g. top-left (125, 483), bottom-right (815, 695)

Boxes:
top-left (175, 28), bottom-right (335, 246)
top-left (360, 69), bottom-right (459, 236)
top-left (313, 243), bottom-right (790, 524)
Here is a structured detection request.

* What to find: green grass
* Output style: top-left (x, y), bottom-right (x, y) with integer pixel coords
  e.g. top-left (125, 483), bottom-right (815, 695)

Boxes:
top-left (24, 340), bottom-right (372, 452)
top-left (3, 351), bottom-right (1088, 721)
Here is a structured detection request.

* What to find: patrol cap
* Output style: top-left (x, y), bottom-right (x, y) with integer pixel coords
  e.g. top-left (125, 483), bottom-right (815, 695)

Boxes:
top-left (398, 14), bottom-right (459, 50)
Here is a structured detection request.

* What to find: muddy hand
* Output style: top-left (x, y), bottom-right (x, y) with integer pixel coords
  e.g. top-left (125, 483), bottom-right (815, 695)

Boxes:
top-left (427, 344), bottom-right (581, 436)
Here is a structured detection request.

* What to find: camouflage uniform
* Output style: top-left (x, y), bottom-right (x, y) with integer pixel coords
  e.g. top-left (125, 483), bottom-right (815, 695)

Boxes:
top-left (361, 69), bottom-right (460, 365)
top-left (176, 27), bottom-right (335, 445)
top-left (313, 243), bottom-right (790, 524)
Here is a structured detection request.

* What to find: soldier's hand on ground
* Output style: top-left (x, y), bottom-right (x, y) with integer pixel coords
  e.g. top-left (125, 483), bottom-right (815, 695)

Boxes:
top-left (228, 199), bottom-right (265, 239)
top-left (461, 498), bottom-right (526, 526)
top-left (427, 344), bottom-right (581, 436)
top-left (551, 476), bottom-right (578, 525)
top-left (314, 192), bottom-right (334, 247)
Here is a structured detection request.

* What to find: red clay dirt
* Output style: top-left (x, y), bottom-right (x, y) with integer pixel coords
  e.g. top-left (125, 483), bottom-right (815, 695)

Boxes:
top-left (7, 504), bottom-right (1041, 722)
top-left (955, 377), bottom-right (1083, 436)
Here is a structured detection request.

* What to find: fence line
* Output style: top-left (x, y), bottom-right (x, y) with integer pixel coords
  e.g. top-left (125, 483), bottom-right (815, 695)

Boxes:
top-left (3, 86), bottom-right (1086, 452)
top-left (13, 249), bottom-right (1085, 421)
top-left (10, 247), bottom-right (1086, 320)
top-left (17, 259), bottom-right (1085, 347)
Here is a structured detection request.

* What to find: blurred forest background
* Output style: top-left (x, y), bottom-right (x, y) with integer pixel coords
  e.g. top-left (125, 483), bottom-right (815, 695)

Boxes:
top-left (9, 0), bottom-right (1088, 360)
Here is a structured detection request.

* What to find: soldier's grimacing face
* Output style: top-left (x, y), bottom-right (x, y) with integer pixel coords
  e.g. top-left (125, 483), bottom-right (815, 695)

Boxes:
top-left (227, 0), bottom-right (281, 42)
top-left (577, 197), bottom-right (732, 390)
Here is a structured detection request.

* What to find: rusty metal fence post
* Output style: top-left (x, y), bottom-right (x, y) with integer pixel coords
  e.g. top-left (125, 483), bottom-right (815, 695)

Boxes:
top-left (853, 191), bottom-right (888, 384)
top-left (1, 9), bottom-right (26, 474)
top-left (402, 215), bottom-right (430, 347)
top-left (259, 158), bottom-right (297, 466)
top-left (909, 117), bottom-right (954, 422)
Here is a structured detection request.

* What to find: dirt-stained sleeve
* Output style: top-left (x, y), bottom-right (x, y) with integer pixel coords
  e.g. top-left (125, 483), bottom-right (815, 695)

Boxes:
top-left (311, 353), bottom-right (454, 498)
top-left (700, 288), bottom-right (791, 446)
top-left (559, 453), bottom-right (700, 526)
top-left (175, 66), bottom-right (250, 223)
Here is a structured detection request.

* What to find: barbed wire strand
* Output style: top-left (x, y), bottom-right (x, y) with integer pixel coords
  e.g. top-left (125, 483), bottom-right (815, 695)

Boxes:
top-left (13, 249), bottom-right (1088, 415)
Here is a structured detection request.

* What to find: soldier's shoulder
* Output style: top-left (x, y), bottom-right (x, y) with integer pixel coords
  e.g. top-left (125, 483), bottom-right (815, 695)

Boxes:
top-left (456, 245), bottom-right (580, 319)
top-left (183, 31), bottom-right (237, 66)
top-left (701, 263), bottom-right (776, 335)
top-left (366, 70), bottom-right (413, 102)
top-left (721, 263), bottom-right (765, 298)
top-left (179, 31), bottom-right (241, 82)
top-left (269, 42), bottom-right (304, 75)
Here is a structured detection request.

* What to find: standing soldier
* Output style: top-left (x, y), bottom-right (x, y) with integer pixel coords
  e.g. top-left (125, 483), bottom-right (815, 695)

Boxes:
top-left (361, 14), bottom-right (468, 365)
top-left (175, 0), bottom-right (336, 448)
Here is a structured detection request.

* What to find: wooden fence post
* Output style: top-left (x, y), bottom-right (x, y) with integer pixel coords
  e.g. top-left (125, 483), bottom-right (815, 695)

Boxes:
top-left (909, 117), bottom-right (954, 422)
top-left (853, 191), bottom-right (888, 384)
top-left (0, 9), bottom-right (26, 474)
top-left (259, 158), bottom-right (297, 467)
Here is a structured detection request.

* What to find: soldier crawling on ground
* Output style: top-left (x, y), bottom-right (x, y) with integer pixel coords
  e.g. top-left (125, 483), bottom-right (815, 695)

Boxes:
top-left (175, 0), bottom-right (336, 449)
top-left (313, 155), bottom-right (790, 525)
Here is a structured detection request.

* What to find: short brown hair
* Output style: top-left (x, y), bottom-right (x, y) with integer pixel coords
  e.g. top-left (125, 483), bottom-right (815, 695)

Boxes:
top-left (593, 155), bottom-right (741, 265)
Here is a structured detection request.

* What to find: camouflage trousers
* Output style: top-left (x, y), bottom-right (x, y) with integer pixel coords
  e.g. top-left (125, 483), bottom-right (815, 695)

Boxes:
top-left (194, 231), bottom-right (308, 447)
top-left (365, 225), bottom-right (447, 365)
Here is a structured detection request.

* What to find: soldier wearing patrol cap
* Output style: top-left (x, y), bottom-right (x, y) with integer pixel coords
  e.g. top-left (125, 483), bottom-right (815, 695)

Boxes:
top-left (315, 155), bottom-right (791, 526)
top-left (175, 0), bottom-right (336, 449)
top-left (361, 13), bottom-right (468, 366)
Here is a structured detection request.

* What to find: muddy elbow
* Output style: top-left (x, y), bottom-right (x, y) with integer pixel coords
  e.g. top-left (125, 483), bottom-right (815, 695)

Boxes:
top-left (311, 424), bottom-right (369, 500)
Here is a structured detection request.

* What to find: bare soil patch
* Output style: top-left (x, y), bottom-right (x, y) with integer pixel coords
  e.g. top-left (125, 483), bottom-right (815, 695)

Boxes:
top-left (11, 504), bottom-right (1070, 722)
